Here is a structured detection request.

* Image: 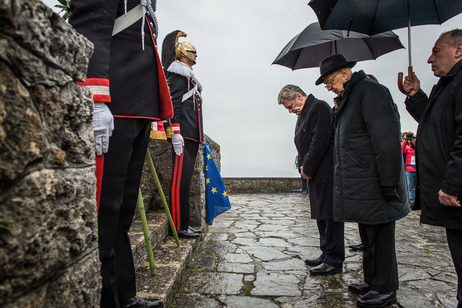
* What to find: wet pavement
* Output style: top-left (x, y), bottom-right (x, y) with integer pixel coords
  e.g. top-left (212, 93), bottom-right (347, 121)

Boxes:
top-left (173, 193), bottom-right (458, 308)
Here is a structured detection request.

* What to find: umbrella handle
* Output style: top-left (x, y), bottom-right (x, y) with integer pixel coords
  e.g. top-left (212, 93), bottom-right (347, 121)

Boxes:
top-left (397, 66), bottom-right (413, 95)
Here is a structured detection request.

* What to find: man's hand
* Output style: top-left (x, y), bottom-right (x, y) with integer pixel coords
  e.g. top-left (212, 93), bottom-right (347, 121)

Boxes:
top-left (438, 190), bottom-right (461, 207)
top-left (300, 167), bottom-right (311, 180)
top-left (93, 102), bottom-right (114, 156)
top-left (403, 72), bottom-right (421, 96)
top-left (381, 186), bottom-right (400, 202)
top-left (171, 133), bottom-right (184, 156)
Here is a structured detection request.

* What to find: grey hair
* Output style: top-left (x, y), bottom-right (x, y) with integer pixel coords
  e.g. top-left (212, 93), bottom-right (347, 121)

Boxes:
top-left (440, 29), bottom-right (462, 47)
top-left (277, 84), bottom-right (306, 105)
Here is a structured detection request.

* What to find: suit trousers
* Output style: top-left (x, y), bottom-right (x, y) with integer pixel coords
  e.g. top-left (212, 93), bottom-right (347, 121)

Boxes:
top-left (446, 228), bottom-right (462, 307)
top-left (170, 139), bottom-right (199, 231)
top-left (98, 118), bottom-right (151, 308)
top-left (359, 221), bottom-right (398, 293)
top-left (317, 219), bottom-right (345, 268)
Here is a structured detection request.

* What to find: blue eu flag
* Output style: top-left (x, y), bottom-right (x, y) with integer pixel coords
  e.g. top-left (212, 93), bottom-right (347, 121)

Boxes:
top-left (204, 142), bottom-right (231, 225)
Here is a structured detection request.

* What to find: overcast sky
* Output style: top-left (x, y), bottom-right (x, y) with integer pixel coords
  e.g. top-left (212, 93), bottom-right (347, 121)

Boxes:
top-left (43, 0), bottom-right (462, 177)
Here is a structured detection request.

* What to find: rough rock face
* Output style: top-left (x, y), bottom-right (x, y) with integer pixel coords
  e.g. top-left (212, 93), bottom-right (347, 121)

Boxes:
top-left (0, 0), bottom-right (101, 306)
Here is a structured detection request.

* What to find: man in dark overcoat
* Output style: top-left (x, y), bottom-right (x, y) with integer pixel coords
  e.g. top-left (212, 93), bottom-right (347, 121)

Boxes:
top-left (278, 85), bottom-right (345, 276)
top-left (316, 55), bottom-right (409, 308)
top-left (69, 1), bottom-right (173, 307)
top-left (403, 29), bottom-right (462, 307)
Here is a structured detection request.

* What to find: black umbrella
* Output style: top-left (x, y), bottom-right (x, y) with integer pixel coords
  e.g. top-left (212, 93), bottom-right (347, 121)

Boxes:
top-left (308, 0), bottom-right (462, 92)
top-left (273, 22), bottom-right (404, 70)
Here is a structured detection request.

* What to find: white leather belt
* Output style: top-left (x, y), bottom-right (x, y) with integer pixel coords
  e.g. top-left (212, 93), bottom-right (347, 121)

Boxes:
top-left (182, 86), bottom-right (197, 102)
top-left (112, 4), bottom-right (143, 36)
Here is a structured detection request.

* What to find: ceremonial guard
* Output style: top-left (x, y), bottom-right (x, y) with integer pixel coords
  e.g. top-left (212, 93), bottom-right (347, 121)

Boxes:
top-left (69, 0), bottom-right (173, 307)
top-left (162, 31), bottom-right (204, 238)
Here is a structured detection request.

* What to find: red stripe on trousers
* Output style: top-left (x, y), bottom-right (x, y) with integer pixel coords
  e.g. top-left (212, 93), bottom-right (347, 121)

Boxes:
top-left (171, 151), bottom-right (184, 231)
top-left (176, 152), bottom-right (184, 230)
top-left (95, 154), bottom-right (104, 214)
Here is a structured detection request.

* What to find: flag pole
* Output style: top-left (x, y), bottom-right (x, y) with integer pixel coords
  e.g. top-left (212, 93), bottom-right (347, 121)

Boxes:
top-left (146, 147), bottom-right (181, 247)
top-left (137, 188), bottom-right (157, 275)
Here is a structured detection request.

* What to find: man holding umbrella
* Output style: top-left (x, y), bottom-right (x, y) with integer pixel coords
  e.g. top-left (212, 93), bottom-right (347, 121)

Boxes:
top-left (402, 29), bottom-right (462, 308)
top-left (317, 54), bottom-right (409, 307)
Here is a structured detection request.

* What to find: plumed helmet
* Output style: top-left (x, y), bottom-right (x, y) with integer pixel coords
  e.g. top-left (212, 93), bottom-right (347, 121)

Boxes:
top-left (162, 30), bottom-right (196, 71)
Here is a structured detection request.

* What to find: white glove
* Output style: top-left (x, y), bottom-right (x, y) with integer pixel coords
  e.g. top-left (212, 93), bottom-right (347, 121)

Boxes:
top-left (93, 102), bottom-right (114, 156)
top-left (171, 133), bottom-right (184, 156)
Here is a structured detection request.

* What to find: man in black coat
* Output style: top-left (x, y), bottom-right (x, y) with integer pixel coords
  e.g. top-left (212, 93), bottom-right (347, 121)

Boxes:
top-left (316, 55), bottom-right (409, 308)
top-left (403, 29), bottom-right (462, 308)
top-left (278, 85), bottom-right (345, 276)
top-left (69, 1), bottom-right (173, 307)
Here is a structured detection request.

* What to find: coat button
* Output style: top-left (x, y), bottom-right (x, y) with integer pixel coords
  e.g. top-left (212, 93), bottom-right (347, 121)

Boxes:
top-left (149, 22), bottom-right (153, 27)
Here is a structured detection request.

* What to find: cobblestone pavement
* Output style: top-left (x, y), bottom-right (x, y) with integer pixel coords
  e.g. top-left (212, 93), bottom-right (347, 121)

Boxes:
top-left (173, 193), bottom-right (458, 308)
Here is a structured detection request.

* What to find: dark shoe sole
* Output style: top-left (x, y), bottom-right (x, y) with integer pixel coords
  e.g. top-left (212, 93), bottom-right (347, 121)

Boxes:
top-left (356, 297), bottom-right (396, 308)
top-left (309, 268), bottom-right (342, 276)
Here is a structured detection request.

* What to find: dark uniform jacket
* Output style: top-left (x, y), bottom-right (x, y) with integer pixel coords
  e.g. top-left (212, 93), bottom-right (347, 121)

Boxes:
top-left (405, 60), bottom-right (462, 231)
top-left (166, 61), bottom-right (204, 143)
top-left (295, 95), bottom-right (335, 220)
top-left (333, 70), bottom-right (409, 225)
top-left (69, 0), bottom-right (173, 120)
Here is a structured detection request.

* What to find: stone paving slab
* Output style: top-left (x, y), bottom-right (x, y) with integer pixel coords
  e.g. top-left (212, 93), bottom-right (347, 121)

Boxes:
top-left (173, 193), bottom-right (458, 307)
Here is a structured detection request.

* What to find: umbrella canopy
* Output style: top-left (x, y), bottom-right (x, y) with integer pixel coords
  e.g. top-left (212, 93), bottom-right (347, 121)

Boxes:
top-left (308, 0), bottom-right (462, 91)
top-left (308, 0), bottom-right (462, 36)
top-left (273, 22), bottom-right (404, 70)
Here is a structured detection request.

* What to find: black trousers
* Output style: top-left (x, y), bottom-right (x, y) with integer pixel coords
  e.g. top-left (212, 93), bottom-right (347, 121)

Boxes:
top-left (98, 118), bottom-right (151, 308)
top-left (317, 219), bottom-right (345, 268)
top-left (446, 228), bottom-right (462, 307)
top-left (170, 139), bottom-right (199, 231)
top-left (359, 221), bottom-right (398, 293)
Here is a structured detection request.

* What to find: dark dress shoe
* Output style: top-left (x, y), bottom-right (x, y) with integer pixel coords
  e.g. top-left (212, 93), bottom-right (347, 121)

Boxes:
top-left (349, 243), bottom-right (364, 251)
top-left (304, 255), bottom-right (324, 266)
top-left (188, 226), bottom-right (202, 234)
top-left (348, 283), bottom-right (371, 295)
top-left (178, 229), bottom-right (200, 238)
top-left (356, 290), bottom-right (396, 308)
top-left (122, 296), bottom-right (164, 308)
top-left (309, 262), bottom-right (342, 276)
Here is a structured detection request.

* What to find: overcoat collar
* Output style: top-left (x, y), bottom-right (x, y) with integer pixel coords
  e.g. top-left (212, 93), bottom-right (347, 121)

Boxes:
top-left (335, 70), bottom-right (366, 116)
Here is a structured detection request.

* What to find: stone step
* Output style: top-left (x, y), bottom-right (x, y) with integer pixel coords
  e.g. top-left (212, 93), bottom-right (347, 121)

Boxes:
top-left (129, 211), bottom-right (202, 306)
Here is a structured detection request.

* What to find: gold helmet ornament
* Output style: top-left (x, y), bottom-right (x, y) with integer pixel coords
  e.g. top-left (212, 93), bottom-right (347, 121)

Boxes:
top-left (174, 31), bottom-right (197, 64)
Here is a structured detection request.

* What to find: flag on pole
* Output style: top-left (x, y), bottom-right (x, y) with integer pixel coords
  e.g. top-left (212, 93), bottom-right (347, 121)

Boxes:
top-left (203, 142), bottom-right (231, 225)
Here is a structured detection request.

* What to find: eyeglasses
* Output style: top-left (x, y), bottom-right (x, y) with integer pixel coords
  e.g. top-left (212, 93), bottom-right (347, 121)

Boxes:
top-left (324, 71), bottom-right (341, 88)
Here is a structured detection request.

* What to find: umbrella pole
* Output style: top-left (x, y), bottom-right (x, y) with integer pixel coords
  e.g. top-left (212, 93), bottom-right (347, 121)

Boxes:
top-left (398, 0), bottom-right (414, 94)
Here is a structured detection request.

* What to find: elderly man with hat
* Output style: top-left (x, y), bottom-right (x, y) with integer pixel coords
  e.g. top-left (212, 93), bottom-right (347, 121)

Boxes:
top-left (316, 54), bottom-right (409, 308)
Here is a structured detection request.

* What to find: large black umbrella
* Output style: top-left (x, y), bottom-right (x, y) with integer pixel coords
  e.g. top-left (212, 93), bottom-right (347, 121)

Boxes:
top-left (273, 22), bottom-right (404, 70)
top-left (308, 0), bottom-right (462, 91)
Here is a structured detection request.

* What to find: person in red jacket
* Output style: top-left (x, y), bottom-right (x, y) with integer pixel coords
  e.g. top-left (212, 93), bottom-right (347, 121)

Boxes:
top-left (402, 132), bottom-right (417, 207)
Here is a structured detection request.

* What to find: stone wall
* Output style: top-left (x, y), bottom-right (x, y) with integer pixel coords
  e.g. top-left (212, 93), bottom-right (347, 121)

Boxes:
top-left (223, 177), bottom-right (302, 194)
top-left (0, 0), bottom-right (101, 307)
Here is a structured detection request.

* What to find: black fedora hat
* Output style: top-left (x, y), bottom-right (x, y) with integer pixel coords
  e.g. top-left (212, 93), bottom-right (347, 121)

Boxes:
top-left (315, 54), bottom-right (357, 85)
